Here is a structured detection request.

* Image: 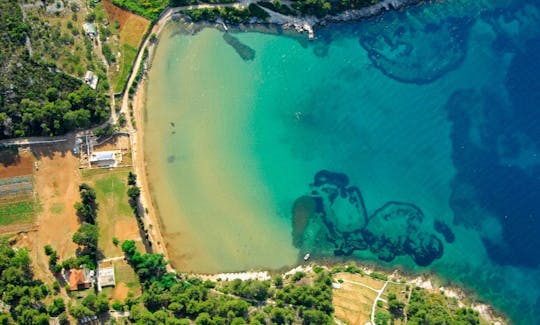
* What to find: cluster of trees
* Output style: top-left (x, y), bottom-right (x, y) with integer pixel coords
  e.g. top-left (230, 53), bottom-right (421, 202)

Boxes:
top-left (120, 241), bottom-right (335, 324)
top-left (0, 0), bottom-right (109, 139)
top-left (407, 287), bottom-right (481, 324)
top-left (44, 245), bottom-right (62, 273)
top-left (126, 172), bottom-right (155, 249)
top-left (121, 240), bottom-right (173, 288)
top-left (224, 279), bottom-right (271, 302)
top-left (68, 292), bottom-right (110, 319)
top-left (110, 0), bottom-right (169, 20)
top-left (290, 0), bottom-right (380, 17)
top-left (387, 293), bottom-right (405, 319)
top-left (171, 0), bottom-right (237, 5)
top-left (75, 183), bottom-right (98, 224)
top-left (257, 1), bottom-right (295, 16)
top-left (0, 240), bottom-right (66, 323)
top-left (183, 4), bottom-right (269, 23)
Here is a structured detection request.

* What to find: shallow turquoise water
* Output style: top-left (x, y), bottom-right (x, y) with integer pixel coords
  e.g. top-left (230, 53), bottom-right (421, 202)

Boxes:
top-left (145, 0), bottom-right (540, 322)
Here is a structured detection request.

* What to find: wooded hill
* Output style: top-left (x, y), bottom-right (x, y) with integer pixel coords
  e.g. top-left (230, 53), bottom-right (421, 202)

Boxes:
top-left (0, 0), bottom-right (109, 139)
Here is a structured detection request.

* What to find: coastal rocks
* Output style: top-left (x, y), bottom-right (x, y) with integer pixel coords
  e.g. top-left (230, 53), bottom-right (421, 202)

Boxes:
top-left (293, 170), bottom-right (445, 266)
top-left (222, 33), bottom-right (256, 61)
top-left (358, 12), bottom-right (472, 84)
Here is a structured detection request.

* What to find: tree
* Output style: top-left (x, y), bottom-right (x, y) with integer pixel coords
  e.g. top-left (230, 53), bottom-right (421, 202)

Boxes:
top-left (270, 307), bottom-right (292, 324)
top-left (301, 309), bottom-right (331, 324)
top-left (122, 240), bottom-right (137, 259)
top-left (195, 312), bottom-right (214, 325)
top-left (375, 310), bottom-right (390, 325)
top-left (388, 294), bottom-right (405, 319)
top-left (44, 245), bottom-right (54, 256)
top-left (127, 186), bottom-right (141, 200)
top-left (48, 298), bottom-right (66, 317)
top-left (75, 183), bottom-right (98, 223)
top-left (72, 223), bottom-right (98, 253)
top-left (69, 304), bottom-right (95, 319)
top-left (128, 172), bottom-right (137, 186)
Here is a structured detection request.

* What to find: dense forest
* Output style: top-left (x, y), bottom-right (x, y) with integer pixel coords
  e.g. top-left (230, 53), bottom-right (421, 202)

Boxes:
top-left (0, 240), bottom-right (58, 324)
top-left (0, 0), bottom-right (109, 139)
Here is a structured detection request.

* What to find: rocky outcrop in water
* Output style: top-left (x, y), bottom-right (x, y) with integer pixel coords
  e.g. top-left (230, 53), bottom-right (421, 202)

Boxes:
top-left (293, 170), bottom-right (445, 266)
top-left (358, 14), bottom-right (472, 84)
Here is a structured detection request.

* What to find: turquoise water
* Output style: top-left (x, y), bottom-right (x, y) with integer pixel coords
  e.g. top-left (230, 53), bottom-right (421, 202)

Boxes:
top-left (145, 0), bottom-right (540, 322)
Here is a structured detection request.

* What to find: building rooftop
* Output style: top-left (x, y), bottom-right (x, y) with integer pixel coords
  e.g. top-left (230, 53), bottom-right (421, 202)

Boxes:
top-left (90, 151), bottom-right (116, 162)
top-left (68, 268), bottom-right (92, 291)
top-left (97, 264), bottom-right (115, 288)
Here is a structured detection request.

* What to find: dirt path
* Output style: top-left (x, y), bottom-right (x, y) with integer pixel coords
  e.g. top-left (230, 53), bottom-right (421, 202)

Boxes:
top-left (370, 281), bottom-right (388, 325)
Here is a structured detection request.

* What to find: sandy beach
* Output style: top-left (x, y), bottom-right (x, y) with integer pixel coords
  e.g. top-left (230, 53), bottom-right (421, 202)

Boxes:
top-left (130, 78), bottom-right (175, 270)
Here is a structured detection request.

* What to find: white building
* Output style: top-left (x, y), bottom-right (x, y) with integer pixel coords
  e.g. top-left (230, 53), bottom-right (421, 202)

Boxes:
top-left (84, 70), bottom-right (99, 90)
top-left (97, 264), bottom-right (115, 290)
top-left (82, 22), bottom-right (97, 39)
top-left (89, 150), bottom-right (121, 168)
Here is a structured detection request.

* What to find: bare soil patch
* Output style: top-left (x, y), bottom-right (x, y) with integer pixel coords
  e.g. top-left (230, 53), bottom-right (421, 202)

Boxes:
top-left (333, 273), bottom-right (380, 325)
top-left (337, 272), bottom-right (385, 290)
top-left (111, 282), bottom-right (129, 301)
top-left (103, 1), bottom-right (150, 48)
top-left (31, 147), bottom-right (82, 284)
top-left (0, 149), bottom-right (34, 178)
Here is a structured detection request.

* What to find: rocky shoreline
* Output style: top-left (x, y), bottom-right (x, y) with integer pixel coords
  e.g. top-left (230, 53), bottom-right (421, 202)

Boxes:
top-left (172, 0), bottom-right (423, 39)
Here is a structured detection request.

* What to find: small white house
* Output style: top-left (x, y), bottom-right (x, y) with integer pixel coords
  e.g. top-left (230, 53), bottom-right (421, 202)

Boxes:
top-left (82, 22), bottom-right (97, 39)
top-left (84, 70), bottom-right (99, 90)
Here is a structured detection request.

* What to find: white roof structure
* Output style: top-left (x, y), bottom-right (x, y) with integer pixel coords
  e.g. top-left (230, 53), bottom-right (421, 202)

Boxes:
top-left (84, 70), bottom-right (99, 90)
top-left (97, 265), bottom-right (115, 289)
top-left (90, 151), bottom-right (115, 162)
top-left (82, 23), bottom-right (97, 38)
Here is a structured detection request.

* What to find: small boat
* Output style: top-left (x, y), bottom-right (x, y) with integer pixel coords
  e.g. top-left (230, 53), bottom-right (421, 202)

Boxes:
top-left (303, 253), bottom-right (311, 261)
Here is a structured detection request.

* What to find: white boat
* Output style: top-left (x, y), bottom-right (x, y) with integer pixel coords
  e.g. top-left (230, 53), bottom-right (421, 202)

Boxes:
top-left (303, 253), bottom-right (311, 261)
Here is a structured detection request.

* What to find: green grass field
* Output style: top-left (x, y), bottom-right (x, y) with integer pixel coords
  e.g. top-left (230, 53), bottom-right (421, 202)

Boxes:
top-left (115, 260), bottom-right (141, 292)
top-left (112, 44), bottom-right (138, 92)
top-left (0, 200), bottom-right (35, 226)
top-left (82, 168), bottom-right (136, 257)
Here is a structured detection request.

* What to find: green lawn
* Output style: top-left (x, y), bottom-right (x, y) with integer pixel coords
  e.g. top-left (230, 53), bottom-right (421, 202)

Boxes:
top-left (82, 168), bottom-right (136, 257)
top-left (0, 200), bottom-right (35, 226)
top-left (112, 44), bottom-right (138, 93)
top-left (114, 260), bottom-right (142, 297)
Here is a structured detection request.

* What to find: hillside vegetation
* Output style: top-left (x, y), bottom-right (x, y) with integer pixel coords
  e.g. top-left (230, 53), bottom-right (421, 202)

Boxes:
top-left (110, 0), bottom-right (170, 20)
top-left (0, 0), bottom-right (109, 139)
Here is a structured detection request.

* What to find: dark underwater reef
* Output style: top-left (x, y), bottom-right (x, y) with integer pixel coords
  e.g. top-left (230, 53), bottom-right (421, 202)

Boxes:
top-left (292, 170), bottom-right (450, 266)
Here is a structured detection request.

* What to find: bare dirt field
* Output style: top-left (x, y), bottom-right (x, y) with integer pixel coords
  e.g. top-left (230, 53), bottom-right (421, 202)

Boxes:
top-left (333, 273), bottom-right (381, 325)
top-left (30, 143), bottom-right (82, 284)
top-left (103, 0), bottom-right (150, 48)
top-left (337, 272), bottom-right (386, 291)
top-left (0, 148), bottom-right (34, 178)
